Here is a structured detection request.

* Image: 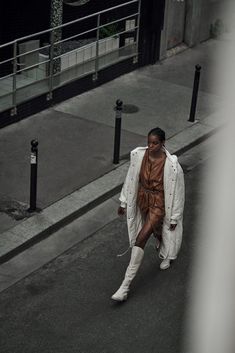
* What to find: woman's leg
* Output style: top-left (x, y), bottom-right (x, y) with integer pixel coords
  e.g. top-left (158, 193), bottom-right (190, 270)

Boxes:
top-left (111, 220), bottom-right (155, 301)
top-left (153, 222), bottom-right (163, 249)
top-left (135, 220), bottom-right (154, 249)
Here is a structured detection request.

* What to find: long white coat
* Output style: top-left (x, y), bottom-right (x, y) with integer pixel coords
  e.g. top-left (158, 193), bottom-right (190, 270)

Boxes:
top-left (119, 147), bottom-right (185, 260)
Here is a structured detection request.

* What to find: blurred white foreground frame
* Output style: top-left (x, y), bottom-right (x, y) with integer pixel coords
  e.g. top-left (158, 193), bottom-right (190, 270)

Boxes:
top-left (185, 4), bottom-right (235, 353)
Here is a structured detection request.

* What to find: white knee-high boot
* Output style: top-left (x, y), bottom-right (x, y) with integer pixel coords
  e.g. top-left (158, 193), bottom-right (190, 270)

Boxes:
top-left (111, 246), bottom-right (144, 301)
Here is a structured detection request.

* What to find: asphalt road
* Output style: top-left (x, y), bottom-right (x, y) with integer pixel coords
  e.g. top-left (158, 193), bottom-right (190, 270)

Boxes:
top-left (0, 140), bottom-right (213, 353)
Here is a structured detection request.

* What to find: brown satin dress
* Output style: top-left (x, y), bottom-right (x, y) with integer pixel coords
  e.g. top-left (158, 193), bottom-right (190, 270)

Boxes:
top-left (137, 149), bottom-right (166, 236)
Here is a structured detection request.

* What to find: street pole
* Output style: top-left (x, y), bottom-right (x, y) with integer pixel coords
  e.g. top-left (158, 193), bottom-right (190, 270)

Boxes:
top-left (188, 64), bottom-right (201, 123)
top-left (113, 99), bottom-right (123, 164)
top-left (28, 140), bottom-right (39, 212)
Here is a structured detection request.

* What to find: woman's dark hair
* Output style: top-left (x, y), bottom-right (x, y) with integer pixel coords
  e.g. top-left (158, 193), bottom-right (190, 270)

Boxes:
top-left (148, 127), bottom-right (165, 142)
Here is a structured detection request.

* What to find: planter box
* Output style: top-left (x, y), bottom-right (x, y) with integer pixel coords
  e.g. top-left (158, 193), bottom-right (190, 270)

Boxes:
top-left (37, 36), bottom-right (120, 78)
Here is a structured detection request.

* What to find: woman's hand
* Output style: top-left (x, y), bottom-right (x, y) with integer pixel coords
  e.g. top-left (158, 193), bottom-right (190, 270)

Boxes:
top-left (169, 224), bottom-right (177, 231)
top-left (118, 206), bottom-right (126, 216)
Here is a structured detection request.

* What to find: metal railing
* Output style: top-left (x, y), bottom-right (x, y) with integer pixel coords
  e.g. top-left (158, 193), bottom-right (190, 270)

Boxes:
top-left (0, 0), bottom-right (141, 116)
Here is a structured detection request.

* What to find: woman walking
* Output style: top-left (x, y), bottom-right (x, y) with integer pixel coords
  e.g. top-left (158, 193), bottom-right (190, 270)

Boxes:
top-left (111, 127), bottom-right (185, 302)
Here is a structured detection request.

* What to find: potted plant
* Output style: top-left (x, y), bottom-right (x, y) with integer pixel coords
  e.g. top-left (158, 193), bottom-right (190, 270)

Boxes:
top-left (98, 23), bottom-right (120, 58)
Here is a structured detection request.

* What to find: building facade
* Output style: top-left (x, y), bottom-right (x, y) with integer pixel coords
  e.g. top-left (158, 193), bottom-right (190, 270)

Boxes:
top-left (0, 0), bottom-right (228, 127)
top-left (160, 0), bottom-right (228, 59)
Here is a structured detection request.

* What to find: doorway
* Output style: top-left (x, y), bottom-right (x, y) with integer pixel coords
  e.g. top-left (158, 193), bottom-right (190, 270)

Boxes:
top-left (166, 0), bottom-right (186, 49)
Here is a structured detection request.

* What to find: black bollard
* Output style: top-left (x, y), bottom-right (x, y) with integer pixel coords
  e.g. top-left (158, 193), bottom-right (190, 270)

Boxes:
top-left (113, 99), bottom-right (123, 164)
top-left (28, 139), bottom-right (38, 212)
top-left (188, 64), bottom-right (201, 122)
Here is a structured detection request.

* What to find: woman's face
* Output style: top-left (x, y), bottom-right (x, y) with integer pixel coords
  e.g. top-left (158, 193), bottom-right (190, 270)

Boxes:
top-left (147, 134), bottom-right (164, 153)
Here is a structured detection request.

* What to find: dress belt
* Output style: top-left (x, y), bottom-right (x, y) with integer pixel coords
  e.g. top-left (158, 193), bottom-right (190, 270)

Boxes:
top-left (139, 183), bottom-right (163, 194)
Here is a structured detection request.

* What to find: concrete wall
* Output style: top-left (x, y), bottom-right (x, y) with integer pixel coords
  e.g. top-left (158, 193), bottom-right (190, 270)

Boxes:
top-left (199, 0), bottom-right (230, 42)
top-left (160, 0), bottom-right (188, 59)
top-left (185, 0), bottom-right (230, 46)
top-left (160, 0), bottom-right (229, 60)
top-left (165, 0), bottom-right (186, 49)
top-left (184, 0), bottom-right (204, 47)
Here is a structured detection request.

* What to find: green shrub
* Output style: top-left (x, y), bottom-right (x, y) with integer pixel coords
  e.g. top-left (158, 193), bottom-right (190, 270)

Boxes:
top-left (99, 24), bottom-right (119, 39)
top-left (210, 19), bottom-right (226, 38)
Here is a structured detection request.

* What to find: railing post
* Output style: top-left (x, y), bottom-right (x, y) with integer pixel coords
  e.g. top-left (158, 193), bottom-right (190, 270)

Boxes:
top-left (188, 64), bottom-right (201, 123)
top-left (11, 41), bottom-right (17, 116)
top-left (47, 29), bottom-right (55, 101)
top-left (113, 99), bottom-right (123, 164)
top-left (134, 0), bottom-right (142, 63)
top-left (93, 13), bottom-right (100, 81)
top-left (28, 140), bottom-right (39, 212)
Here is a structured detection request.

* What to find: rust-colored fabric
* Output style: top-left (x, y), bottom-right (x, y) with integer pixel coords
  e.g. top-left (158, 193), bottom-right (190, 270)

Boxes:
top-left (137, 149), bottom-right (166, 234)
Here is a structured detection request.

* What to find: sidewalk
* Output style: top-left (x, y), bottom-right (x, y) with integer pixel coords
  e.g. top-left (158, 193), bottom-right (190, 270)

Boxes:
top-left (0, 39), bottom-right (223, 264)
